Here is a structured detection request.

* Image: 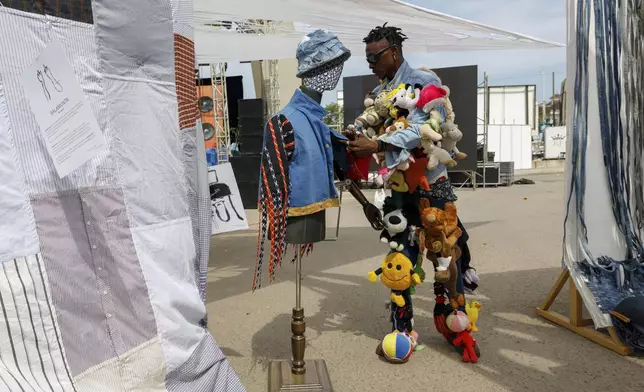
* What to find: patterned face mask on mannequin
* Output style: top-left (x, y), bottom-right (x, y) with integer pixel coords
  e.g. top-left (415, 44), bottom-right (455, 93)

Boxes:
top-left (302, 60), bottom-right (345, 93)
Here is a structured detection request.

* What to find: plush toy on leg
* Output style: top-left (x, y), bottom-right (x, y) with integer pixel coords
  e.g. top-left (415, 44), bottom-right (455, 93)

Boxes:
top-left (447, 311), bottom-right (479, 363)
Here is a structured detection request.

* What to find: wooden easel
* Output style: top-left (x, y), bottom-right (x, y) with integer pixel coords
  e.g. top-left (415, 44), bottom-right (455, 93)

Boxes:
top-left (536, 268), bottom-right (632, 356)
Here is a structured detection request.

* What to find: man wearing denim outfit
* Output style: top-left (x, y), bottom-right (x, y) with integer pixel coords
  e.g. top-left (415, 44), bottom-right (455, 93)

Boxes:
top-left (346, 24), bottom-right (480, 357)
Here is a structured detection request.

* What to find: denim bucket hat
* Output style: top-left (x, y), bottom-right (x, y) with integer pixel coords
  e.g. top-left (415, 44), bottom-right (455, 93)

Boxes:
top-left (296, 29), bottom-right (351, 78)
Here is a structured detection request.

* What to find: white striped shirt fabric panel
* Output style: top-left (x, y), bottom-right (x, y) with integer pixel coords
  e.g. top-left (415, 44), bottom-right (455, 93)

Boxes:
top-left (179, 127), bottom-right (211, 307)
top-left (165, 333), bottom-right (246, 392)
top-left (194, 123), bottom-right (212, 307)
top-left (30, 188), bottom-right (159, 377)
top-left (0, 254), bottom-right (76, 392)
top-left (130, 217), bottom-right (206, 373)
top-left (92, 0), bottom-right (190, 228)
top-left (170, 0), bottom-right (194, 39)
top-left (0, 75), bottom-right (40, 264)
top-left (92, 0), bottom-right (175, 84)
top-left (72, 338), bottom-right (167, 392)
top-left (0, 8), bottom-right (118, 196)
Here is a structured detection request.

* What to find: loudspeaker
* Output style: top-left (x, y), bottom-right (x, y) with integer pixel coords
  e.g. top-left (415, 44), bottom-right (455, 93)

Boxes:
top-left (238, 136), bottom-right (263, 154)
top-left (237, 181), bottom-right (260, 209)
top-left (238, 116), bottom-right (264, 138)
top-left (238, 99), bottom-right (264, 118)
top-left (230, 154), bottom-right (262, 209)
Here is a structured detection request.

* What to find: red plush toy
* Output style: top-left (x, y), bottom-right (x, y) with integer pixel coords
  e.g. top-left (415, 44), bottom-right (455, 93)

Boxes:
top-left (453, 330), bottom-right (478, 363)
top-left (346, 153), bottom-right (370, 181)
top-left (446, 310), bottom-right (479, 363)
top-left (416, 85), bottom-right (448, 113)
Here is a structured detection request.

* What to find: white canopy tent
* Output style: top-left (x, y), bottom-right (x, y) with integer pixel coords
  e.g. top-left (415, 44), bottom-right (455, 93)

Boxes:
top-left (193, 0), bottom-right (563, 63)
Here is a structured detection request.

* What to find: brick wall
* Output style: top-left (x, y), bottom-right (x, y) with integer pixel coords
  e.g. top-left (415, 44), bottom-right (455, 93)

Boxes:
top-left (174, 34), bottom-right (198, 129)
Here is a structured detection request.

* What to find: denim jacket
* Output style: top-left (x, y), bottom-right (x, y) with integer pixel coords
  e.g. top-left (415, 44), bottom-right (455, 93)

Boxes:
top-left (372, 61), bottom-right (448, 179)
top-left (281, 89), bottom-right (347, 216)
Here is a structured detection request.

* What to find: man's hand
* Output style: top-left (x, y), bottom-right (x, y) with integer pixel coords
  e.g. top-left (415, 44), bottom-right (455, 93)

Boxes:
top-left (344, 133), bottom-right (379, 158)
top-left (341, 125), bottom-right (358, 141)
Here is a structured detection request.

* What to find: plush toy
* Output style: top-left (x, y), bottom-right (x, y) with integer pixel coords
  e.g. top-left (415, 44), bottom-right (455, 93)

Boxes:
top-left (447, 311), bottom-right (479, 363)
top-left (356, 92), bottom-right (379, 126)
top-left (356, 93), bottom-right (385, 140)
top-left (373, 90), bottom-right (392, 118)
top-left (426, 109), bottom-right (443, 133)
top-left (379, 331), bottom-right (415, 363)
top-left (418, 199), bottom-right (462, 283)
top-left (416, 84), bottom-right (447, 114)
top-left (380, 209), bottom-right (408, 251)
top-left (368, 252), bottom-right (422, 307)
top-left (436, 249), bottom-right (465, 311)
top-left (463, 268), bottom-right (480, 293)
top-left (439, 121), bottom-right (467, 160)
top-left (421, 140), bottom-right (457, 170)
top-left (433, 283), bottom-right (454, 340)
top-left (384, 117), bottom-right (409, 136)
top-left (441, 85), bottom-right (456, 122)
top-left (386, 170), bottom-right (409, 193)
top-left (419, 123), bottom-right (442, 142)
top-left (387, 84), bottom-right (411, 119)
top-left (391, 83), bottom-right (423, 114)
top-left (465, 300), bottom-right (482, 332)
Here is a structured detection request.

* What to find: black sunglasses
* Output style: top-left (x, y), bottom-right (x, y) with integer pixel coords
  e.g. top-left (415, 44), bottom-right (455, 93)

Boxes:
top-left (366, 45), bottom-right (396, 65)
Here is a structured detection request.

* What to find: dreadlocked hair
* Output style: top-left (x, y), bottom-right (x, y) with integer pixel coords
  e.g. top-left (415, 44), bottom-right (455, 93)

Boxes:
top-left (363, 22), bottom-right (408, 49)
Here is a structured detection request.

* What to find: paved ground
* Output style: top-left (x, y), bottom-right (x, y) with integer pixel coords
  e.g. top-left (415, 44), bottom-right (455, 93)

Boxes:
top-left (206, 172), bottom-right (644, 392)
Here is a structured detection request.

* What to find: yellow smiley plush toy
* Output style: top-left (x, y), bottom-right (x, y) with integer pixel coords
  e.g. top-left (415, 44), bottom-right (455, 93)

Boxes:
top-left (368, 252), bottom-right (422, 307)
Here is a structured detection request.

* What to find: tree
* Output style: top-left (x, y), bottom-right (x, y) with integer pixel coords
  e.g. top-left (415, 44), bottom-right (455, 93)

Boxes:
top-left (323, 102), bottom-right (343, 126)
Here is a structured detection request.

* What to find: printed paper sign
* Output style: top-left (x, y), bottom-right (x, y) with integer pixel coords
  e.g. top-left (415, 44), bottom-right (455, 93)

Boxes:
top-left (208, 163), bottom-right (248, 235)
top-left (20, 39), bottom-right (107, 178)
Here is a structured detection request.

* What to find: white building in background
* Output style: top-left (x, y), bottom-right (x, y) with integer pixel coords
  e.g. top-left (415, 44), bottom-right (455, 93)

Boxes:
top-left (477, 85), bottom-right (537, 130)
top-left (477, 84), bottom-right (538, 170)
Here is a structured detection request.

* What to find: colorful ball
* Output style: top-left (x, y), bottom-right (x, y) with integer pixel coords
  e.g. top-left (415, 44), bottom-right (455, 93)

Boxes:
top-left (446, 310), bottom-right (470, 333)
top-left (381, 332), bottom-right (413, 363)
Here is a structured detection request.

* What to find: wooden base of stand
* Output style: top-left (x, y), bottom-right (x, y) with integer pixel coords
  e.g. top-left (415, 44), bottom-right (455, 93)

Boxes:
top-left (536, 268), bottom-right (632, 356)
top-left (268, 360), bottom-right (333, 392)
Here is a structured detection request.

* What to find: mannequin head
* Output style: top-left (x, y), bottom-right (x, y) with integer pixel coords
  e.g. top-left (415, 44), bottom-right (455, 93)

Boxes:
top-left (363, 23), bottom-right (407, 81)
top-left (296, 29), bottom-right (351, 93)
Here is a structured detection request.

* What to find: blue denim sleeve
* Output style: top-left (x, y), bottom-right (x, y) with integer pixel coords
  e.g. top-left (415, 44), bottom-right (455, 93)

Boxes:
top-left (378, 124), bottom-right (422, 150)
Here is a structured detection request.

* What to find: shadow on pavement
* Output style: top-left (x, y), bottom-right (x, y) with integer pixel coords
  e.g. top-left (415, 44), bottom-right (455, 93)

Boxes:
top-left (249, 266), bottom-right (644, 392)
top-left (207, 226), bottom-right (387, 302)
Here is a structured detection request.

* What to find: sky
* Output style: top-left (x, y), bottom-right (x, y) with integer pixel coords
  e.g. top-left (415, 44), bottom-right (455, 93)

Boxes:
top-left (320, 0), bottom-right (567, 106)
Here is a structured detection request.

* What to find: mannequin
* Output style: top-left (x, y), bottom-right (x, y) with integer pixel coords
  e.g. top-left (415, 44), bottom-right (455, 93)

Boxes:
top-left (285, 86), bottom-right (327, 245)
top-left (260, 29), bottom-right (381, 391)
top-left (286, 86), bottom-right (382, 245)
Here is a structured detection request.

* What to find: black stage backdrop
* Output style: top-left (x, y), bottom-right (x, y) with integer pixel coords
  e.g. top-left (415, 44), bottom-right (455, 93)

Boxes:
top-left (342, 65), bottom-right (478, 172)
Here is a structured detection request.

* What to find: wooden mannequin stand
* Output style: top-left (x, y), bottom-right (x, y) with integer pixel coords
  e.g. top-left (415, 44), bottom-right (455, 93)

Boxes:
top-left (536, 268), bottom-right (632, 356)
